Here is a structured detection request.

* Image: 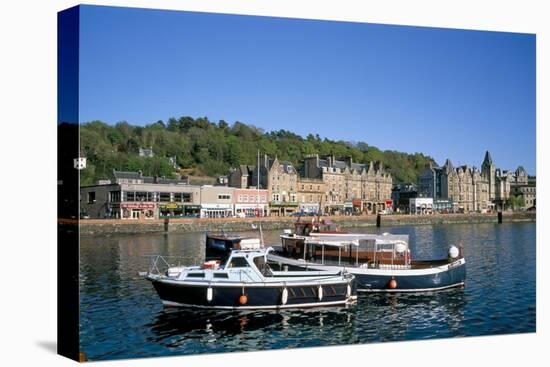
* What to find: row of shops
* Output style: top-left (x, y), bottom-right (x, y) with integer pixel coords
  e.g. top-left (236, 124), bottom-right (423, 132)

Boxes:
top-left (107, 202), bottom-right (270, 219)
top-left (100, 200), bottom-right (394, 220)
top-left (80, 181), bottom-right (393, 220)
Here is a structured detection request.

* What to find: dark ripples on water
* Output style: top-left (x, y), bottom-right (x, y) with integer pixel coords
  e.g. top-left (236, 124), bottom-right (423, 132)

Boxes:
top-left (79, 222), bottom-right (536, 360)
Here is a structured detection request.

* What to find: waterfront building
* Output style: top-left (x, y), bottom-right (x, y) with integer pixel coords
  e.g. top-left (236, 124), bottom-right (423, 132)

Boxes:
top-left (481, 151), bottom-right (513, 210)
top-left (227, 165), bottom-right (254, 188)
top-left (252, 155), bottom-right (299, 216)
top-left (233, 188), bottom-right (269, 217)
top-left (80, 170), bottom-right (201, 219)
top-left (433, 199), bottom-right (454, 212)
top-left (302, 154), bottom-right (392, 214)
top-left (391, 183), bottom-right (418, 213)
top-left (418, 154), bottom-right (494, 212)
top-left (297, 177), bottom-right (326, 214)
top-left (409, 197), bottom-right (433, 215)
top-left (510, 167), bottom-right (536, 210)
top-left (199, 186), bottom-right (235, 218)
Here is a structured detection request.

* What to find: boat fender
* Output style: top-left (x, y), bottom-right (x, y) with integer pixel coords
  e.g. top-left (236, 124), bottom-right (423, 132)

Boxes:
top-left (448, 245), bottom-right (460, 259)
top-left (346, 284), bottom-right (351, 298)
top-left (239, 294), bottom-right (248, 305)
top-left (387, 278), bottom-right (397, 289)
top-left (318, 286), bottom-right (323, 301)
top-left (281, 287), bottom-right (288, 305)
top-left (206, 287), bottom-right (213, 302)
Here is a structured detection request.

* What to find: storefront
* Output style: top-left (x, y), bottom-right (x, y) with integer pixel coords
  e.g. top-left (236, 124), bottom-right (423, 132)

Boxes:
top-left (201, 204), bottom-right (233, 218)
top-left (344, 201), bottom-right (354, 215)
top-left (159, 203), bottom-right (201, 218)
top-left (159, 202), bottom-right (184, 218)
top-left (298, 203), bottom-right (319, 214)
top-left (120, 202), bottom-right (156, 219)
top-left (182, 204), bottom-right (201, 217)
top-left (352, 199), bottom-right (362, 214)
top-left (433, 199), bottom-right (453, 213)
top-left (269, 203), bottom-right (298, 217)
top-left (234, 204), bottom-right (268, 218)
top-left (325, 204), bottom-right (344, 215)
top-left (385, 199), bottom-right (393, 213)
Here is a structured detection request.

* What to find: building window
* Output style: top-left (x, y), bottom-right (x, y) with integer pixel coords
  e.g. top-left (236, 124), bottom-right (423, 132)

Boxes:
top-left (160, 192), bottom-right (171, 202)
top-left (218, 194), bottom-right (231, 200)
top-left (126, 191), bottom-right (135, 201)
top-left (136, 192), bottom-right (148, 202)
top-left (87, 192), bottom-right (96, 204)
top-left (174, 192), bottom-right (192, 202)
top-left (109, 191), bottom-right (121, 203)
top-left (243, 195), bottom-right (248, 202)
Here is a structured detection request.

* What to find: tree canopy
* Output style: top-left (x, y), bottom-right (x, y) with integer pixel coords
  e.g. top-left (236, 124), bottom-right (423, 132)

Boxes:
top-left (79, 116), bottom-right (436, 186)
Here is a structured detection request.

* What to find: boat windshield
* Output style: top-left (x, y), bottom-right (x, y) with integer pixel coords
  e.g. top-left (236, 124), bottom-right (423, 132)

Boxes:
top-left (226, 257), bottom-right (250, 268)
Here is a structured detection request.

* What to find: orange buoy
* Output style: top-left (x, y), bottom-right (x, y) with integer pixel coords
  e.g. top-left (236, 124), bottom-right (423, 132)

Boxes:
top-left (387, 278), bottom-right (397, 289)
top-left (239, 294), bottom-right (248, 305)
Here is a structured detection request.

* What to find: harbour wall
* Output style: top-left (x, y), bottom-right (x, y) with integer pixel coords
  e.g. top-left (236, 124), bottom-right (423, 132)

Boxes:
top-left (68, 212), bottom-right (536, 236)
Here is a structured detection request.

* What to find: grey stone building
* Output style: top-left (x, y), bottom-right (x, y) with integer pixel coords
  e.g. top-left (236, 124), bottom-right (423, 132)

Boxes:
top-left (227, 165), bottom-right (254, 189)
top-left (251, 155), bottom-right (299, 216)
top-left (510, 166), bottom-right (536, 210)
top-left (418, 151), bottom-right (523, 212)
top-left (302, 154), bottom-right (392, 214)
top-left (418, 159), bottom-right (489, 212)
top-left (481, 151), bottom-right (512, 209)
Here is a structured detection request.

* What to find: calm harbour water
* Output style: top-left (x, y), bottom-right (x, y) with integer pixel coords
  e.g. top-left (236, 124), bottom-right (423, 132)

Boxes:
top-left (79, 222), bottom-right (536, 361)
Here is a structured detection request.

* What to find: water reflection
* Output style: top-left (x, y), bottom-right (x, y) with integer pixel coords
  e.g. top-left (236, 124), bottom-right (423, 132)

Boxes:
top-left (79, 222), bottom-right (535, 360)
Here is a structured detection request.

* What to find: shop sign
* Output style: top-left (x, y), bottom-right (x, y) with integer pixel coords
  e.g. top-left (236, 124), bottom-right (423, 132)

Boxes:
top-left (352, 199), bottom-right (362, 206)
top-left (160, 202), bottom-right (183, 210)
top-left (184, 205), bottom-right (201, 209)
top-left (385, 200), bottom-right (394, 207)
top-left (121, 203), bottom-right (155, 209)
top-left (344, 201), bottom-right (353, 208)
top-left (201, 203), bottom-right (232, 209)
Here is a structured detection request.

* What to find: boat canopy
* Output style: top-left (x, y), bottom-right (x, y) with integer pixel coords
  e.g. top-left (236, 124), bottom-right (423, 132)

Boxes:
top-left (304, 234), bottom-right (409, 247)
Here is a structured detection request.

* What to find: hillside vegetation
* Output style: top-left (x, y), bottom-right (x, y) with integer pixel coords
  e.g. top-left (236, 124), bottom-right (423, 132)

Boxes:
top-left (79, 116), bottom-right (435, 186)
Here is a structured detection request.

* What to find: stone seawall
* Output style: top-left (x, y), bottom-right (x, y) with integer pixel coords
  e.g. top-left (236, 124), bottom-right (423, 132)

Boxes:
top-left (69, 212), bottom-right (536, 236)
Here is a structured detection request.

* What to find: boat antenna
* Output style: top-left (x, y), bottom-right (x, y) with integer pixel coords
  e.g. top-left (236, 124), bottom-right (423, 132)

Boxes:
top-left (257, 149), bottom-right (264, 246)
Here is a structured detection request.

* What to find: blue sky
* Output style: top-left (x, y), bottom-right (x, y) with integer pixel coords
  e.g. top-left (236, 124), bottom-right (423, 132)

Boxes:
top-left (79, 5), bottom-right (536, 174)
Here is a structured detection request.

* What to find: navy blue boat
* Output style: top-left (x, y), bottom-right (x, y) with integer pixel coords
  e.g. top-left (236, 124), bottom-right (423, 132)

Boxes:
top-left (144, 247), bottom-right (357, 310)
top-left (270, 233), bottom-right (466, 292)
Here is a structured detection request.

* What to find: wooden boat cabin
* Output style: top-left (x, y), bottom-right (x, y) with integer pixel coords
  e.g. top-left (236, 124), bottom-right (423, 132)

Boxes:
top-left (282, 234), bottom-right (414, 269)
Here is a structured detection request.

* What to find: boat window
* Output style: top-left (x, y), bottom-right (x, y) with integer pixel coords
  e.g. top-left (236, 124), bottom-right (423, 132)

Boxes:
top-left (186, 272), bottom-right (204, 278)
top-left (213, 273), bottom-right (229, 279)
top-left (227, 257), bottom-right (250, 268)
top-left (253, 256), bottom-right (265, 269)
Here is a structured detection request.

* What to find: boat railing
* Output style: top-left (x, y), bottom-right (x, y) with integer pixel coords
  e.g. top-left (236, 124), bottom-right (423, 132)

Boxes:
top-left (144, 255), bottom-right (201, 275)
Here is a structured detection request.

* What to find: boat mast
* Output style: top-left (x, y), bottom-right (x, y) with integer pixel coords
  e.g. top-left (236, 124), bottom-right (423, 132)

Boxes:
top-left (257, 149), bottom-right (264, 246)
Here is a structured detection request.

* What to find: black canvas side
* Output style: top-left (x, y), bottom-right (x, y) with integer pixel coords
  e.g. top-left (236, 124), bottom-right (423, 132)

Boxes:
top-left (57, 5), bottom-right (80, 362)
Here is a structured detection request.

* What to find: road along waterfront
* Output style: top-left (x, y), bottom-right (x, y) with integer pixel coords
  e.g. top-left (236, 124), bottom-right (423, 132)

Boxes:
top-left (70, 212), bottom-right (536, 235)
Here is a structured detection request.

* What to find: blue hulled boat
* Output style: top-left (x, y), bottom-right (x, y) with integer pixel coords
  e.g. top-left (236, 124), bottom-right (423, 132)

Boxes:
top-left (144, 245), bottom-right (357, 310)
top-left (270, 232), bottom-right (466, 292)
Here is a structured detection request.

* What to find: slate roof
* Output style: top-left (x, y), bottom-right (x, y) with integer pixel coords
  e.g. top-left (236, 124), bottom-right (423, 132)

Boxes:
top-left (483, 151), bottom-right (493, 165)
top-left (113, 170), bottom-right (142, 180)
